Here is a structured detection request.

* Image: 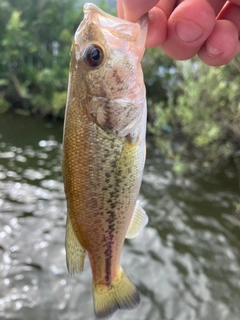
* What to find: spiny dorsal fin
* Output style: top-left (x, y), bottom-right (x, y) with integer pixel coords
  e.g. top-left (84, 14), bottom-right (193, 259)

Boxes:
top-left (126, 201), bottom-right (148, 239)
top-left (65, 215), bottom-right (86, 276)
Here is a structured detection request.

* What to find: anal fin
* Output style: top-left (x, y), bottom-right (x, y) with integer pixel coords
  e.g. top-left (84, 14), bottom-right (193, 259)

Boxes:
top-left (126, 201), bottom-right (148, 239)
top-left (65, 215), bottom-right (86, 276)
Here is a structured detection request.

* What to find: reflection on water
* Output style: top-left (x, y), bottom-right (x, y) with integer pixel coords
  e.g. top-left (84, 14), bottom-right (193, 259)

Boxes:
top-left (0, 114), bottom-right (240, 320)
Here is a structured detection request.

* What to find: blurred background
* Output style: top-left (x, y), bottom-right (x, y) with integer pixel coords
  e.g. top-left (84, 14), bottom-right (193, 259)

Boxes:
top-left (0, 1), bottom-right (240, 320)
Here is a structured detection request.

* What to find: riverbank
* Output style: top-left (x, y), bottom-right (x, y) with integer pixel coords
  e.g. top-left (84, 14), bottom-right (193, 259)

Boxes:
top-left (1, 0), bottom-right (240, 176)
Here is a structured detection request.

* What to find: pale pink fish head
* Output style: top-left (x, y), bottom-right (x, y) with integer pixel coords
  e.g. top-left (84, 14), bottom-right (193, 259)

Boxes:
top-left (72, 3), bottom-right (148, 101)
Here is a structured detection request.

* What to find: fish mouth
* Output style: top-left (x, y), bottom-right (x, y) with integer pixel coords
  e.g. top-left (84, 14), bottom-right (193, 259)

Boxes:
top-left (83, 3), bottom-right (127, 24)
top-left (82, 3), bottom-right (148, 45)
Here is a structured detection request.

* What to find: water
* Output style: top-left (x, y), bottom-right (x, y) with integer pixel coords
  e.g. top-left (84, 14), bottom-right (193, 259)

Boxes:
top-left (0, 114), bottom-right (240, 320)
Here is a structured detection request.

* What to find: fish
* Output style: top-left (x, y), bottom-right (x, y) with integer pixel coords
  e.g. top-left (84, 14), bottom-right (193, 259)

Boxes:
top-left (62, 3), bottom-right (148, 319)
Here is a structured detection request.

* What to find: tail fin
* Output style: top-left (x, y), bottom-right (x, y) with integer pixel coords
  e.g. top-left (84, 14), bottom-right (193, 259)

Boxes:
top-left (93, 269), bottom-right (140, 320)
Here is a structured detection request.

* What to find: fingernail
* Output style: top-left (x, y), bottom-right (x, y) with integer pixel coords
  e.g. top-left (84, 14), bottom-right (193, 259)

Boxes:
top-left (121, 2), bottom-right (126, 19)
top-left (175, 19), bottom-right (204, 43)
top-left (117, 0), bottom-right (126, 19)
top-left (205, 42), bottom-right (223, 57)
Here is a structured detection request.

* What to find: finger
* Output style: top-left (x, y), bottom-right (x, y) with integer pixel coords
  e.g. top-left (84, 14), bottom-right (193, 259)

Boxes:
top-left (146, 7), bottom-right (168, 47)
top-left (198, 20), bottom-right (239, 66)
top-left (161, 0), bottom-right (216, 60)
top-left (117, 0), bottom-right (124, 20)
top-left (206, 0), bottom-right (227, 15)
top-left (229, 0), bottom-right (240, 5)
top-left (218, 2), bottom-right (240, 34)
top-left (117, 0), bottom-right (159, 21)
top-left (156, 0), bottom-right (176, 18)
top-left (176, 0), bottom-right (226, 15)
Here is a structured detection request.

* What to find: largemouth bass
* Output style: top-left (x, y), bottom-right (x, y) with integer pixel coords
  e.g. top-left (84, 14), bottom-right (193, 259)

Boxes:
top-left (62, 3), bottom-right (148, 319)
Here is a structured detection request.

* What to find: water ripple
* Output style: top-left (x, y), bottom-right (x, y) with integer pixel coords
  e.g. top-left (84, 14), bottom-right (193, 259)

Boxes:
top-left (0, 115), bottom-right (239, 320)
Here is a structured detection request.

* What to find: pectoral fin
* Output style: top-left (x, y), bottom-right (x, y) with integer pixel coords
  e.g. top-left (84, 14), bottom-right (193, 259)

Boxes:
top-left (126, 201), bottom-right (148, 239)
top-left (65, 215), bottom-right (86, 276)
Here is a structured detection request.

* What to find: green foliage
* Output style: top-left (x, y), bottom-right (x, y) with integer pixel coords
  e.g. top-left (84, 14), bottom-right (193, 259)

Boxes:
top-left (143, 48), bottom-right (178, 103)
top-left (0, 97), bottom-right (10, 114)
top-left (148, 55), bottom-right (240, 173)
top-left (0, 0), bottom-right (83, 116)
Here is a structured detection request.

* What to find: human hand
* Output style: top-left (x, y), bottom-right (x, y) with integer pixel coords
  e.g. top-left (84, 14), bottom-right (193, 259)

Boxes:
top-left (117, 0), bottom-right (240, 66)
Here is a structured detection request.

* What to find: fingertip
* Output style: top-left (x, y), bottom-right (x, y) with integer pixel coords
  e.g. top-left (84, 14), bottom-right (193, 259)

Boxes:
top-left (145, 7), bottom-right (167, 48)
top-left (117, 0), bottom-right (124, 19)
top-left (198, 20), bottom-right (239, 66)
top-left (161, 0), bottom-right (216, 60)
top-left (117, 0), bottom-right (159, 22)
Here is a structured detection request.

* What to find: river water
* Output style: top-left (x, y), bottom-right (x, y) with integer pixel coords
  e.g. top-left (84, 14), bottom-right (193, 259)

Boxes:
top-left (0, 114), bottom-right (240, 320)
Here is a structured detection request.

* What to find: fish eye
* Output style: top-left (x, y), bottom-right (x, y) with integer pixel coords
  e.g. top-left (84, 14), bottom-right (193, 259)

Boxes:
top-left (83, 44), bottom-right (104, 67)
